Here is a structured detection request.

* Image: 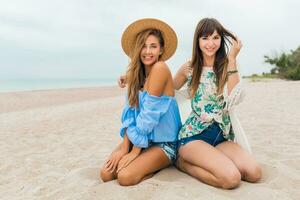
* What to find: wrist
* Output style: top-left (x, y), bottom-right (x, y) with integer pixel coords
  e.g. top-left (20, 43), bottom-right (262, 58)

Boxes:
top-left (227, 68), bottom-right (237, 72)
top-left (131, 146), bottom-right (142, 155)
top-left (227, 59), bottom-right (237, 71)
top-left (228, 57), bottom-right (236, 63)
top-left (120, 141), bottom-right (130, 152)
top-left (122, 132), bottom-right (131, 149)
top-left (227, 67), bottom-right (238, 72)
top-left (227, 69), bottom-right (238, 77)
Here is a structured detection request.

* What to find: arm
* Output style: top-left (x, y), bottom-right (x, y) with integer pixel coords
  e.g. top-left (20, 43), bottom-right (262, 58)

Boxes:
top-left (226, 38), bottom-right (242, 95)
top-left (113, 133), bottom-right (131, 153)
top-left (121, 132), bottom-right (131, 151)
top-left (104, 133), bottom-right (131, 173)
top-left (226, 59), bottom-right (240, 95)
top-left (223, 37), bottom-right (245, 111)
top-left (173, 61), bottom-right (192, 90)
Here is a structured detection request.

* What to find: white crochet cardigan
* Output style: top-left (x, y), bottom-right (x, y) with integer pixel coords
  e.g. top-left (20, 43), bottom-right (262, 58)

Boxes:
top-left (175, 81), bottom-right (252, 154)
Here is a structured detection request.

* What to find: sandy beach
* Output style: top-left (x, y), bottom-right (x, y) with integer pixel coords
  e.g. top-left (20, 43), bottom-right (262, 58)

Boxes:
top-left (0, 80), bottom-right (299, 200)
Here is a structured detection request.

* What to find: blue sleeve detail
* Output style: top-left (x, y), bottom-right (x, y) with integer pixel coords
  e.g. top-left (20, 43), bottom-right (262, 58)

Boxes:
top-left (120, 106), bottom-right (136, 138)
top-left (126, 93), bottom-right (172, 148)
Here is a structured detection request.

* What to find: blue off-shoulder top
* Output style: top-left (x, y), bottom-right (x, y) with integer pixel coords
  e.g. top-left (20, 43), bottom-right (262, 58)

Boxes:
top-left (120, 91), bottom-right (182, 148)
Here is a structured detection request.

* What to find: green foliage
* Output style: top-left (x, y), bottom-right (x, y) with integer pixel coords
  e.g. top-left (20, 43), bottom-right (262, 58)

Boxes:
top-left (264, 46), bottom-right (300, 80)
top-left (243, 73), bottom-right (279, 82)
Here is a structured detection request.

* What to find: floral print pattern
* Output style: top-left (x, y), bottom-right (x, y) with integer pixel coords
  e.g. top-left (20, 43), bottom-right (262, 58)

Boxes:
top-left (179, 68), bottom-right (235, 141)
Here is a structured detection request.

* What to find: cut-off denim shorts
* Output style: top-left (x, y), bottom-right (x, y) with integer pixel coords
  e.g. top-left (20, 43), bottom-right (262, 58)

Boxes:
top-left (149, 141), bottom-right (178, 164)
top-left (179, 122), bottom-right (226, 147)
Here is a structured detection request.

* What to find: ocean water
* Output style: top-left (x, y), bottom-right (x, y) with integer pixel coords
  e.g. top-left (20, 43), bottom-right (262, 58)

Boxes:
top-left (0, 78), bottom-right (117, 92)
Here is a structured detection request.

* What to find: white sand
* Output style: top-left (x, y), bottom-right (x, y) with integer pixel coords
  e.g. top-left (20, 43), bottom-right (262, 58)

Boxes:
top-left (0, 81), bottom-right (299, 200)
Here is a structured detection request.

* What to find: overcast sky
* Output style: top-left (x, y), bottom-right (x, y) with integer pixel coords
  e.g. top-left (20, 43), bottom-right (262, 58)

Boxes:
top-left (0, 0), bottom-right (299, 80)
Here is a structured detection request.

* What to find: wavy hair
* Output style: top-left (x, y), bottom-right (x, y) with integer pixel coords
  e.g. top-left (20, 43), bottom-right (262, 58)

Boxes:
top-left (126, 29), bottom-right (164, 108)
top-left (189, 18), bottom-right (237, 97)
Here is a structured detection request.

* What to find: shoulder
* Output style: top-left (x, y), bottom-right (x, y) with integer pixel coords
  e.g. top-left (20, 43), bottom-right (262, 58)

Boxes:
top-left (147, 62), bottom-right (171, 96)
top-left (148, 61), bottom-right (171, 79)
top-left (151, 61), bottom-right (171, 74)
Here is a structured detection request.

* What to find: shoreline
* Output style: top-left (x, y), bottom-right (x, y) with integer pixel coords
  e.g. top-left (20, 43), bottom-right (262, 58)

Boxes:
top-left (0, 85), bottom-right (125, 114)
top-left (0, 78), bottom-right (117, 93)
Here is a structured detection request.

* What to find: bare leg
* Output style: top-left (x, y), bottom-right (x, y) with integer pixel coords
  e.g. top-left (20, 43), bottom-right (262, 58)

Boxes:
top-left (100, 168), bottom-right (118, 182)
top-left (216, 141), bottom-right (262, 183)
top-left (117, 146), bottom-right (171, 186)
top-left (177, 140), bottom-right (241, 189)
top-left (176, 156), bottom-right (222, 187)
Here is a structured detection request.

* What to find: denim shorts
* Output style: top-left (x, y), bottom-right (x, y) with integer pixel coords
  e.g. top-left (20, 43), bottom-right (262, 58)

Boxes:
top-left (179, 122), bottom-right (226, 147)
top-left (149, 141), bottom-right (178, 163)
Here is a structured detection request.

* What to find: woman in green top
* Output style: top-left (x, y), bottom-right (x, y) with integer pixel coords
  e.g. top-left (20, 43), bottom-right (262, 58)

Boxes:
top-left (174, 18), bottom-right (262, 189)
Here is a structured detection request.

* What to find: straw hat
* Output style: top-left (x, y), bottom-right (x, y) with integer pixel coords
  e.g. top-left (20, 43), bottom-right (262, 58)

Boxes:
top-left (121, 18), bottom-right (177, 61)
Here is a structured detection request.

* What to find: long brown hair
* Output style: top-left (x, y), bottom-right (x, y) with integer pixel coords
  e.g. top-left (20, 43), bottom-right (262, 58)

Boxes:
top-left (126, 29), bottom-right (164, 108)
top-left (189, 18), bottom-right (237, 97)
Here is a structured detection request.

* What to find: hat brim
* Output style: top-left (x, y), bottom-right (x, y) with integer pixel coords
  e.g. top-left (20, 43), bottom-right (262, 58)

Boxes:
top-left (121, 18), bottom-right (177, 61)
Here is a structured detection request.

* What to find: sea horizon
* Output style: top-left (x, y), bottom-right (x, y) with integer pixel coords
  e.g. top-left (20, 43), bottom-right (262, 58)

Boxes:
top-left (0, 78), bottom-right (117, 92)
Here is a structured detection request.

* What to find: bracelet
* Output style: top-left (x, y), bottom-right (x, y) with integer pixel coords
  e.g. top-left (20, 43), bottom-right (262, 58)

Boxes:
top-left (227, 70), bottom-right (238, 76)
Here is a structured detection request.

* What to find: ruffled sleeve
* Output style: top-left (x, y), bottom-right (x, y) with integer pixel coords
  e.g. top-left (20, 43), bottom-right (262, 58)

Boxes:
top-left (126, 93), bottom-right (172, 148)
top-left (223, 81), bottom-right (245, 111)
top-left (119, 101), bottom-right (136, 138)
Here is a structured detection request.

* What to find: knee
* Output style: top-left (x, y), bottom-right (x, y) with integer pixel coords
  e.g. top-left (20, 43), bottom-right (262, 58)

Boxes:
top-left (246, 164), bottom-right (262, 183)
top-left (175, 156), bottom-right (186, 173)
top-left (218, 169), bottom-right (241, 189)
top-left (117, 170), bottom-right (140, 186)
top-left (100, 168), bottom-right (115, 182)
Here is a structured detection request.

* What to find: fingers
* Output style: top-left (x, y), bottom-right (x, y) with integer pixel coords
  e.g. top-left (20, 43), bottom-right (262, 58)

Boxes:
top-left (117, 157), bottom-right (126, 173)
top-left (182, 63), bottom-right (193, 76)
top-left (104, 155), bottom-right (113, 168)
top-left (117, 77), bottom-right (126, 88)
top-left (117, 78), bottom-right (123, 88)
top-left (106, 158), bottom-right (119, 173)
top-left (234, 37), bottom-right (242, 48)
top-left (232, 37), bottom-right (238, 45)
top-left (117, 154), bottom-right (137, 173)
top-left (117, 160), bottom-right (129, 173)
top-left (104, 159), bottom-right (113, 171)
top-left (231, 37), bottom-right (242, 51)
top-left (104, 153), bottom-right (118, 173)
top-left (238, 39), bottom-right (243, 48)
top-left (110, 161), bottom-right (118, 173)
top-left (122, 159), bottom-right (131, 169)
top-left (117, 156), bottom-right (130, 173)
top-left (106, 152), bottom-right (135, 174)
top-left (117, 160), bottom-right (125, 173)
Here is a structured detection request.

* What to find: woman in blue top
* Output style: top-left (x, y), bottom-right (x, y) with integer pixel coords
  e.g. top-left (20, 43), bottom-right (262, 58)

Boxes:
top-left (100, 18), bottom-right (181, 186)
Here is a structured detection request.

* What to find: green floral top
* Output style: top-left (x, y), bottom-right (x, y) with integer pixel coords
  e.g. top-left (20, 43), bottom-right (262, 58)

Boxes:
top-left (178, 67), bottom-right (235, 141)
